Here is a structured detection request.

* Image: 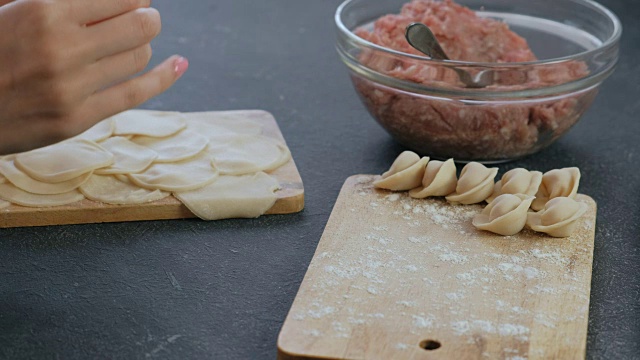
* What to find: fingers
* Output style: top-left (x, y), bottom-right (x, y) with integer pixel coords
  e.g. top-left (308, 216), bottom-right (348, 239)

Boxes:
top-left (78, 56), bottom-right (188, 129)
top-left (71, 0), bottom-right (150, 25)
top-left (85, 45), bottom-right (153, 92)
top-left (85, 8), bottom-right (161, 61)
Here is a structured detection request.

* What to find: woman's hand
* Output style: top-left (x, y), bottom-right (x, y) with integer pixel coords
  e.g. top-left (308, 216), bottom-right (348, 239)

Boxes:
top-left (0, 0), bottom-right (188, 155)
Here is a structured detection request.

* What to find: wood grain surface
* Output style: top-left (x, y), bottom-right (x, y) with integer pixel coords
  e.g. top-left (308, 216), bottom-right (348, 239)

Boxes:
top-left (0, 110), bottom-right (304, 228)
top-left (278, 175), bottom-right (597, 360)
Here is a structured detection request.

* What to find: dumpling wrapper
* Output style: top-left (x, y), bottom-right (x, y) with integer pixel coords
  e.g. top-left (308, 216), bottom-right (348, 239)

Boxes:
top-left (487, 168), bottom-right (542, 203)
top-left (0, 175), bottom-right (8, 209)
top-left (0, 156), bottom-right (91, 195)
top-left (80, 174), bottom-right (169, 205)
top-left (131, 129), bottom-right (208, 163)
top-left (96, 136), bottom-right (158, 174)
top-left (473, 194), bottom-right (535, 236)
top-left (14, 139), bottom-right (114, 183)
top-left (128, 152), bottom-right (219, 192)
top-left (175, 172), bottom-right (279, 220)
top-left (446, 162), bottom-right (498, 204)
top-left (409, 158), bottom-right (457, 198)
top-left (532, 167), bottom-right (581, 211)
top-left (207, 135), bottom-right (291, 175)
top-left (185, 111), bottom-right (264, 140)
top-left (72, 118), bottom-right (114, 142)
top-left (373, 151), bottom-right (429, 191)
top-left (111, 110), bottom-right (187, 137)
top-left (0, 181), bottom-right (84, 207)
top-left (527, 197), bottom-right (588, 237)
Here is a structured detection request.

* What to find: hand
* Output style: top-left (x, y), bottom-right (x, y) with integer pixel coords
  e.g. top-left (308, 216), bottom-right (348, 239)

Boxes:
top-left (0, 0), bottom-right (189, 155)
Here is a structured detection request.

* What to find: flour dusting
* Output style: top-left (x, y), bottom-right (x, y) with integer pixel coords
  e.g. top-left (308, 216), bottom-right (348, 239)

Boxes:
top-left (291, 178), bottom-right (592, 356)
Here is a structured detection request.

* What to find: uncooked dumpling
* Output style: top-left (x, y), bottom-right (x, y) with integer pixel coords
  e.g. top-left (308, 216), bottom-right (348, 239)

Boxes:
top-left (207, 135), bottom-right (290, 175)
top-left (473, 194), bottom-right (535, 236)
top-left (0, 182), bottom-right (84, 207)
top-left (96, 136), bottom-right (158, 175)
top-left (531, 167), bottom-right (580, 211)
top-left (80, 174), bottom-right (169, 204)
top-left (175, 172), bottom-right (279, 220)
top-left (373, 151), bottom-right (429, 191)
top-left (72, 118), bottom-right (114, 142)
top-left (409, 158), bottom-right (457, 198)
top-left (527, 197), bottom-right (587, 237)
top-left (111, 110), bottom-right (186, 137)
top-left (132, 129), bottom-right (208, 163)
top-left (446, 162), bottom-right (498, 204)
top-left (487, 168), bottom-right (542, 203)
top-left (128, 152), bottom-right (219, 192)
top-left (0, 156), bottom-right (91, 195)
top-left (14, 139), bottom-right (113, 183)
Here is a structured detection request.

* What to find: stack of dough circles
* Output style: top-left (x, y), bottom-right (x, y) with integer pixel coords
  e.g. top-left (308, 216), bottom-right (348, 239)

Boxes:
top-left (186, 111), bottom-right (264, 139)
top-left (14, 139), bottom-right (114, 182)
top-left (72, 118), bottom-right (114, 142)
top-left (111, 110), bottom-right (187, 137)
top-left (131, 129), bottom-right (208, 163)
top-left (0, 182), bottom-right (84, 207)
top-left (0, 156), bottom-right (91, 195)
top-left (206, 135), bottom-right (291, 175)
top-left (95, 137), bottom-right (158, 174)
top-left (80, 174), bottom-right (169, 205)
top-left (0, 175), bottom-right (9, 209)
top-left (128, 151), bottom-right (220, 192)
top-left (373, 151), bottom-right (588, 238)
top-left (0, 110), bottom-right (293, 220)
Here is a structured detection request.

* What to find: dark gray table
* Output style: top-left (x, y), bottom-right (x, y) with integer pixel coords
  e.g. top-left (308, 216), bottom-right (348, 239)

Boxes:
top-left (1, 1), bottom-right (638, 359)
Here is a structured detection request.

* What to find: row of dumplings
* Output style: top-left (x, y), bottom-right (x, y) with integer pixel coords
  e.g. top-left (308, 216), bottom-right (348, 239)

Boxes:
top-left (373, 151), bottom-right (588, 237)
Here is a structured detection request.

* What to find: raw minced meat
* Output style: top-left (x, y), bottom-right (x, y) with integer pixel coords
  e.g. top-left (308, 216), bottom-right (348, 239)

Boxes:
top-left (352, 0), bottom-right (594, 160)
top-left (357, 0), bottom-right (536, 63)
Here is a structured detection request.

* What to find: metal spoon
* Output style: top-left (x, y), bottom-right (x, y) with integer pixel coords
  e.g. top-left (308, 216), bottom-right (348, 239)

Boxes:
top-left (405, 23), bottom-right (493, 88)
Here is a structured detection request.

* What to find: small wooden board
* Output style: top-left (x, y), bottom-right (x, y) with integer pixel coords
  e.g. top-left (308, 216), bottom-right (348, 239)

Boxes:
top-left (0, 110), bottom-right (304, 228)
top-left (278, 175), bottom-right (596, 360)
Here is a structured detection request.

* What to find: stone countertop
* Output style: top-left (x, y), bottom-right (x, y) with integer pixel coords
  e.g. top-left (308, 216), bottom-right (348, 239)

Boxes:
top-left (0, 0), bottom-right (638, 358)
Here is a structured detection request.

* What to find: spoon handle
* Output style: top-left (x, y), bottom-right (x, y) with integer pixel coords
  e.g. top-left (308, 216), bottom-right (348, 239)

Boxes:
top-left (405, 22), bottom-right (450, 60)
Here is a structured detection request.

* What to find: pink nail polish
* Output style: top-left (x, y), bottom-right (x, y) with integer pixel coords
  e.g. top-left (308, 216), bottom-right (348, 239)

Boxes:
top-left (174, 57), bottom-right (189, 77)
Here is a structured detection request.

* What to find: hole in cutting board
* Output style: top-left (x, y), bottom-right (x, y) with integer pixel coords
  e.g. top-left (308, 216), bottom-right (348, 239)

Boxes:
top-left (419, 339), bottom-right (441, 351)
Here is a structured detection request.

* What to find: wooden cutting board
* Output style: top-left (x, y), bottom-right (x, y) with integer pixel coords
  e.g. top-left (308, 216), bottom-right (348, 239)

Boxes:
top-left (0, 110), bottom-right (304, 228)
top-left (278, 175), bottom-right (596, 360)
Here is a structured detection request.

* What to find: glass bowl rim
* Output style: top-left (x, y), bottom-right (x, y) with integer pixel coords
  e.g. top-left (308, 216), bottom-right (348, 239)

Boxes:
top-left (334, 0), bottom-right (622, 68)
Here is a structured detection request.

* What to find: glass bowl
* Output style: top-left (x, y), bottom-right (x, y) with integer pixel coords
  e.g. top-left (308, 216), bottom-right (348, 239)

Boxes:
top-left (335, 0), bottom-right (621, 163)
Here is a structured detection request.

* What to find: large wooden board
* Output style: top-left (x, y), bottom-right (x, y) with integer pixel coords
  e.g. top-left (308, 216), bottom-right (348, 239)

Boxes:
top-left (278, 175), bottom-right (596, 360)
top-left (0, 110), bottom-right (304, 228)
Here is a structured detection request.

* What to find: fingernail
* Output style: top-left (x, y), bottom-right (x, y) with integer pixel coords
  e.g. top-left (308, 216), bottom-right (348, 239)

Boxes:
top-left (174, 56), bottom-right (189, 78)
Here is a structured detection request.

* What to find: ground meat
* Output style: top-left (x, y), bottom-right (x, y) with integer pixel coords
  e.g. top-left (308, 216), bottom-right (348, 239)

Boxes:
top-left (357, 0), bottom-right (536, 63)
top-left (353, 0), bottom-right (593, 161)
